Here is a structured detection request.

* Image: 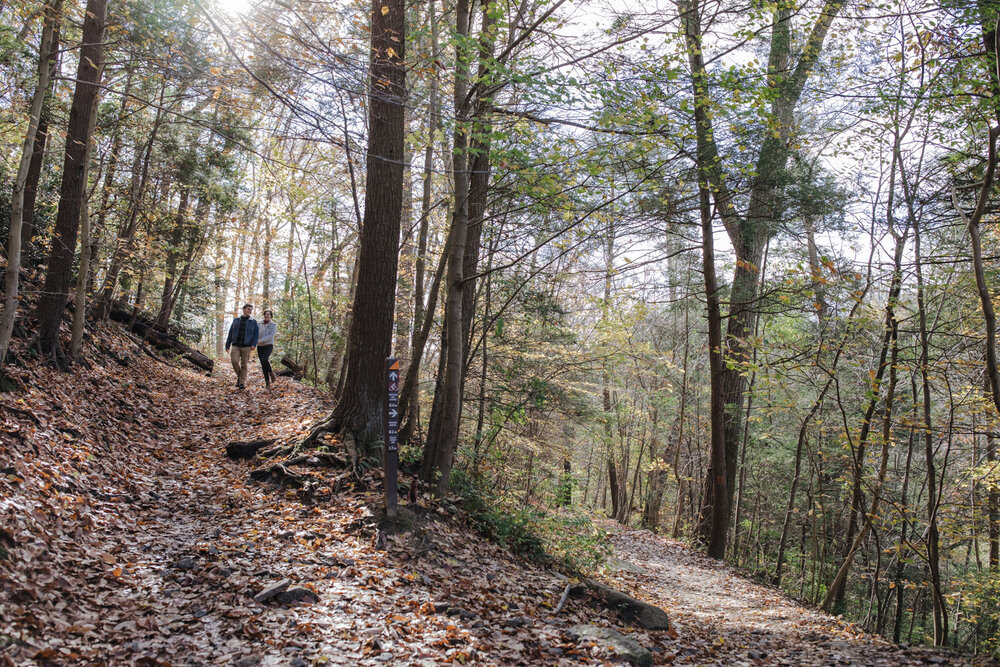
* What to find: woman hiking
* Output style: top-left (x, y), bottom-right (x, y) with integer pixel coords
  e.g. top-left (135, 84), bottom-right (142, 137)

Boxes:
top-left (257, 309), bottom-right (278, 392)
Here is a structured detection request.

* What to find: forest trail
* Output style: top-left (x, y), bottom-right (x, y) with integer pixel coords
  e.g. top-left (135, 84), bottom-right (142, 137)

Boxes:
top-left (0, 334), bottom-right (993, 666)
top-left (605, 530), bottom-right (990, 665)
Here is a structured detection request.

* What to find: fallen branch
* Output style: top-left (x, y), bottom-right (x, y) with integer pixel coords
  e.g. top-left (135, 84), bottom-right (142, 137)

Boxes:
top-left (553, 583), bottom-right (572, 615)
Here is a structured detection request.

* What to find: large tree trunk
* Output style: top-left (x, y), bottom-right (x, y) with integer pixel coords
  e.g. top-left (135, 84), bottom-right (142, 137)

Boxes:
top-left (0, 0), bottom-right (62, 366)
top-left (306, 0), bottom-right (405, 455)
top-left (33, 0), bottom-right (107, 359)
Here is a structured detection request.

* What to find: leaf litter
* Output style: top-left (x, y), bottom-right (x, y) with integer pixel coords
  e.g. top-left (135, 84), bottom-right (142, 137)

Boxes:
top-left (0, 327), bottom-right (992, 665)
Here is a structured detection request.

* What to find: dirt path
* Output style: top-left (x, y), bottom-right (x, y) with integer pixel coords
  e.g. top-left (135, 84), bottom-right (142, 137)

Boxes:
top-left (605, 529), bottom-right (995, 666)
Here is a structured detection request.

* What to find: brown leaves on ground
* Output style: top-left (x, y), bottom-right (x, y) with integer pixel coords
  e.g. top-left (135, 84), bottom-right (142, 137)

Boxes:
top-left (0, 330), bottom-right (658, 665)
top-left (0, 328), bottom-right (991, 665)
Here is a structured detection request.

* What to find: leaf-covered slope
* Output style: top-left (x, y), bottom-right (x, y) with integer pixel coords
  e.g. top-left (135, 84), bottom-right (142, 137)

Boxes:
top-left (0, 329), bottom-right (670, 665)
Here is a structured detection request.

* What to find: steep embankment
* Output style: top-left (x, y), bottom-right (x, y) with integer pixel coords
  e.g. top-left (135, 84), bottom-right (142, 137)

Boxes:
top-left (0, 326), bottom-right (993, 665)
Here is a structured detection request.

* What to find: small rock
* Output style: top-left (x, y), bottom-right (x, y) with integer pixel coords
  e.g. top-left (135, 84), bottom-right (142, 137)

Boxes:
top-left (212, 566), bottom-right (232, 578)
top-left (290, 658), bottom-right (309, 667)
top-left (253, 578), bottom-right (291, 603)
top-left (275, 587), bottom-right (320, 605)
top-left (748, 649), bottom-right (767, 660)
top-left (433, 601), bottom-right (450, 613)
top-left (193, 609), bottom-right (208, 618)
top-left (503, 616), bottom-right (531, 628)
top-left (206, 545), bottom-right (220, 556)
top-left (232, 658), bottom-right (260, 667)
top-left (171, 558), bottom-right (197, 570)
top-left (571, 624), bottom-right (652, 667)
top-left (546, 647), bottom-right (564, 657)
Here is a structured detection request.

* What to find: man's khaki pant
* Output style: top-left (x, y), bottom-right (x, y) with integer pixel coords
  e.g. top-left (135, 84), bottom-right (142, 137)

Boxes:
top-left (230, 346), bottom-right (252, 386)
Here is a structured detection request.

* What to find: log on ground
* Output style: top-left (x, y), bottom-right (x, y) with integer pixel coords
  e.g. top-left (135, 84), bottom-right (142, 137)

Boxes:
top-left (108, 301), bottom-right (213, 372)
top-left (278, 357), bottom-right (307, 380)
top-left (225, 438), bottom-right (277, 460)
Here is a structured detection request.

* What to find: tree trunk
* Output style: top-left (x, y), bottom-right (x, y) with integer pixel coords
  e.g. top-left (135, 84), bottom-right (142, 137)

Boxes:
top-left (70, 90), bottom-right (103, 362)
top-left (33, 0), bottom-right (107, 359)
top-left (0, 0), bottom-right (61, 366)
top-left (422, 0), bottom-right (474, 495)
top-left (305, 0), bottom-right (405, 455)
top-left (913, 205), bottom-right (947, 645)
top-left (399, 232), bottom-right (448, 445)
top-left (20, 2), bottom-right (62, 260)
top-left (698, 177), bottom-right (728, 559)
top-left (681, 0), bottom-right (844, 541)
top-left (155, 188), bottom-right (191, 329)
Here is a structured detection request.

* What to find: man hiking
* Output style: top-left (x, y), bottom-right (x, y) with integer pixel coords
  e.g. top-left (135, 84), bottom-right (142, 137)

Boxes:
top-left (225, 303), bottom-right (259, 389)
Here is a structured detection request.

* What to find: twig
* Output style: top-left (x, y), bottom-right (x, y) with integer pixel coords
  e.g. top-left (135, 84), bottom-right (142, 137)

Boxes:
top-left (553, 583), bottom-right (572, 615)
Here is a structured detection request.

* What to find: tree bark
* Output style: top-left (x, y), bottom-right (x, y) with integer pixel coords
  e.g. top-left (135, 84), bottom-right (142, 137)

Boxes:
top-left (70, 90), bottom-right (104, 362)
top-left (422, 0), bottom-right (474, 495)
top-left (20, 4), bottom-right (62, 260)
top-left (0, 0), bottom-right (62, 366)
top-left (305, 0), bottom-right (405, 455)
top-left (681, 0), bottom-right (844, 544)
top-left (698, 177), bottom-right (728, 559)
top-left (33, 0), bottom-right (107, 359)
top-left (155, 188), bottom-right (191, 329)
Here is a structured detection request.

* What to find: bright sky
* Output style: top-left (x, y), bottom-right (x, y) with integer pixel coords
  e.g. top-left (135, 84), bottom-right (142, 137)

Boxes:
top-left (216, 0), bottom-right (253, 15)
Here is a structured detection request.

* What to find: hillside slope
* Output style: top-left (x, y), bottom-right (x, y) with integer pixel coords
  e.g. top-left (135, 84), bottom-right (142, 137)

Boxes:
top-left (0, 326), bottom-right (993, 665)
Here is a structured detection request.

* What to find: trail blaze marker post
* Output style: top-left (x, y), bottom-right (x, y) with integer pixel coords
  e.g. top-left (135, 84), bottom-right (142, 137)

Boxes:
top-left (385, 356), bottom-right (400, 517)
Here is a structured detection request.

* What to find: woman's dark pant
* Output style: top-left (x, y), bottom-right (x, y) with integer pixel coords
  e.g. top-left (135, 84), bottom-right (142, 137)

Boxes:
top-left (257, 344), bottom-right (274, 386)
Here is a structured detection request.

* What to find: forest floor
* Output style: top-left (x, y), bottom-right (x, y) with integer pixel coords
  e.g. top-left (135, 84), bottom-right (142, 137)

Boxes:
top-left (0, 325), bottom-right (995, 666)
